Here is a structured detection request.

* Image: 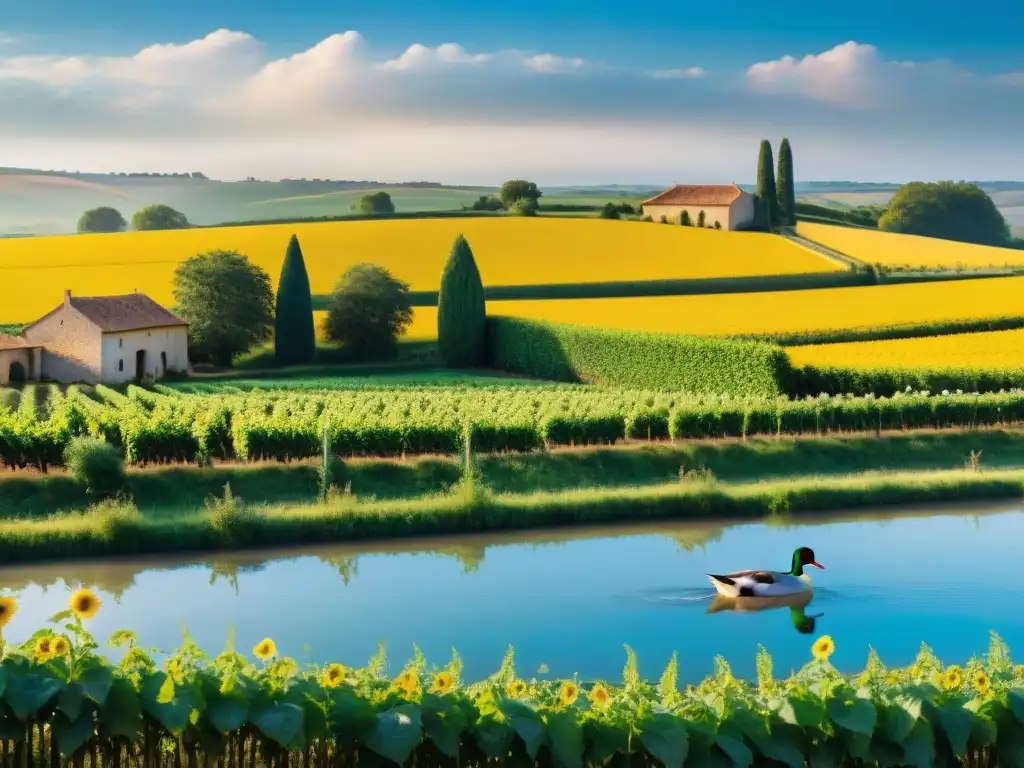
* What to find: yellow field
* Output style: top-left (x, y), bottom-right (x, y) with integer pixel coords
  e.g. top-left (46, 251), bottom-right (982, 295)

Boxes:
top-left (797, 222), bottom-right (1024, 269)
top-left (786, 328), bottom-right (1024, 371)
top-left (313, 308), bottom-right (438, 341)
top-left (0, 217), bottom-right (839, 323)
top-left (483, 275), bottom-right (1024, 337)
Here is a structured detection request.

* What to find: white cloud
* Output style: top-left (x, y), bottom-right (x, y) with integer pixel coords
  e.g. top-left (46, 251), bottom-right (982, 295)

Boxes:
top-left (995, 71), bottom-right (1024, 87)
top-left (646, 67), bottom-right (705, 79)
top-left (0, 32), bottom-right (17, 46)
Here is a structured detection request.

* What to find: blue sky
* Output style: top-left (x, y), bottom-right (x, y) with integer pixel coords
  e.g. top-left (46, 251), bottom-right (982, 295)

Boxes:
top-left (0, 0), bottom-right (1022, 183)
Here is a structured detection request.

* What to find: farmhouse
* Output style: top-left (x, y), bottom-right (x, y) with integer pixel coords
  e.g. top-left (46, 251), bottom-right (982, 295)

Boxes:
top-left (640, 184), bottom-right (756, 230)
top-left (0, 290), bottom-right (189, 385)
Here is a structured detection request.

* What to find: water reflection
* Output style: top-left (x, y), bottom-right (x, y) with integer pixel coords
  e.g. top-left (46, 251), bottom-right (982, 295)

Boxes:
top-left (706, 592), bottom-right (824, 635)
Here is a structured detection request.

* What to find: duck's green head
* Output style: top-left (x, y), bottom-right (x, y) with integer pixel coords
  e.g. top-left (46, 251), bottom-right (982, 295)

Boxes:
top-left (789, 547), bottom-right (824, 576)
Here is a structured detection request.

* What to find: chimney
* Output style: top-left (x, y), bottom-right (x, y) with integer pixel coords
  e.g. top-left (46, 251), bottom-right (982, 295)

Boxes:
top-left (64, 289), bottom-right (71, 307)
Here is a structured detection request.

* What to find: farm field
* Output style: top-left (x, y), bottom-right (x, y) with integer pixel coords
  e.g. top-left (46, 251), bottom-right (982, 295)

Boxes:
top-left (483, 275), bottom-right (1024, 339)
top-left (797, 221), bottom-right (1024, 269)
top-left (0, 218), bottom-right (840, 323)
top-left (786, 328), bottom-right (1024, 371)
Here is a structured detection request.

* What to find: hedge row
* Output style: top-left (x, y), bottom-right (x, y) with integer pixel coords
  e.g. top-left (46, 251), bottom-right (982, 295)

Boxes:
top-left (484, 317), bottom-right (793, 397)
top-left (795, 365), bottom-right (1024, 399)
top-left (1, 600), bottom-right (1022, 768)
top-left (735, 314), bottom-right (1024, 347)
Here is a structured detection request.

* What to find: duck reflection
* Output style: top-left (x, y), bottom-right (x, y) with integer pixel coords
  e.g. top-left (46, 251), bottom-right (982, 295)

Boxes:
top-left (705, 591), bottom-right (823, 634)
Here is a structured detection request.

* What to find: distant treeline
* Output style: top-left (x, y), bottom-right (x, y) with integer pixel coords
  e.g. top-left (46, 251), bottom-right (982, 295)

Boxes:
top-left (795, 201), bottom-right (885, 228)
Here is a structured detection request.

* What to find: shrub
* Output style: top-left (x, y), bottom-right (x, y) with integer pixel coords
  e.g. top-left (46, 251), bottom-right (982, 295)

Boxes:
top-left (131, 204), bottom-right (189, 231)
top-left (323, 263), bottom-right (413, 360)
top-left (354, 191), bottom-right (395, 215)
top-left (77, 206), bottom-right (126, 234)
top-left (513, 197), bottom-right (539, 216)
top-left (205, 482), bottom-right (257, 541)
top-left (91, 497), bottom-right (143, 539)
top-left (437, 235), bottom-right (486, 367)
top-left (485, 317), bottom-right (794, 396)
top-left (598, 202), bottom-right (621, 219)
top-left (680, 210), bottom-right (692, 226)
top-left (63, 436), bottom-right (126, 498)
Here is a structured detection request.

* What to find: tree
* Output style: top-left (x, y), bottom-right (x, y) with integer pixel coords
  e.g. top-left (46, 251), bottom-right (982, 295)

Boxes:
top-left (323, 264), bottom-right (413, 360)
top-left (756, 140), bottom-right (779, 229)
top-left (697, 210), bottom-right (706, 228)
top-left (498, 180), bottom-right (542, 208)
top-left (131, 204), bottom-right (189, 231)
top-left (172, 250), bottom-right (275, 367)
top-left (776, 138), bottom-right (796, 226)
top-left (437, 234), bottom-right (486, 368)
top-left (274, 234), bottom-right (315, 365)
top-left (513, 197), bottom-right (539, 216)
top-left (355, 191), bottom-right (395, 215)
top-left (598, 202), bottom-right (621, 219)
top-left (77, 207), bottom-right (126, 234)
top-left (713, 220), bottom-right (722, 230)
top-left (878, 181), bottom-right (1010, 246)
top-left (469, 195), bottom-right (504, 211)
top-left (680, 210), bottom-right (692, 226)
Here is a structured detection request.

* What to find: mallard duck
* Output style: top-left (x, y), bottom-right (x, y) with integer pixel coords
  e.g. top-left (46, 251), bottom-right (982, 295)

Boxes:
top-left (705, 592), bottom-right (824, 634)
top-left (706, 547), bottom-right (824, 598)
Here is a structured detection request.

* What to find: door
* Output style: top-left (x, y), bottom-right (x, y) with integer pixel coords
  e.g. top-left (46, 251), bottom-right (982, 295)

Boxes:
top-left (135, 350), bottom-right (146, 381)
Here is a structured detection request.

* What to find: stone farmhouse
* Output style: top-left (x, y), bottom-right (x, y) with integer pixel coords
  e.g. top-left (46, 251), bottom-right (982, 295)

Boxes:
top-left (640, 184), bottom-right (756, 230)
top-left (0, 291), bottom-right (189, 385)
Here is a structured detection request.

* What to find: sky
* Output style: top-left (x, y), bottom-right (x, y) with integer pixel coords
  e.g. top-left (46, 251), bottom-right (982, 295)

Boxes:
top-left (0, 0), bottom-right (1022, 184)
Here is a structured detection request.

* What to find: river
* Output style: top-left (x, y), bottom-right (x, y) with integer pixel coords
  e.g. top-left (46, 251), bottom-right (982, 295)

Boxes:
top-left (2, 501), bottom-right (1021, 683)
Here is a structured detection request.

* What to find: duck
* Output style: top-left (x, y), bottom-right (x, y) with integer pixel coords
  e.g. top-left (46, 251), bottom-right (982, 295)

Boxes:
top-left (706, 547), bottom-right (824, 598)
top-left (705, 592), bottom-right (824, 635)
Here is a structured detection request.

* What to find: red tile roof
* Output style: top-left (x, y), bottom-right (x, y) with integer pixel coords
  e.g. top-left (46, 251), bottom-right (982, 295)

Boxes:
top-left (0, 335), bottom-right (38, 350)
top-left (641, 184), bottom-right (746, 206)
top-left (68, 294), bottom-right (187, 333)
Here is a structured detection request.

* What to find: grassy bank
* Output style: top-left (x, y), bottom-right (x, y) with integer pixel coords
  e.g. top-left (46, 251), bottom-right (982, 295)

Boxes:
top-left (1, 464), bottom-right (1022, 564)
top-left (5, 429), bottom-right (1017, 518)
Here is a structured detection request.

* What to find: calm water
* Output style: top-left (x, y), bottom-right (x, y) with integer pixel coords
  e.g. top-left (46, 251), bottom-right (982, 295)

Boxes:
top-left (3, 502), bottom-right (1023, 683)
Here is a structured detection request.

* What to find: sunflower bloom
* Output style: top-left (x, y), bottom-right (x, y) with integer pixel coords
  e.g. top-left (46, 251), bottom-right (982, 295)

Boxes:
top-left (51, 636), bottom-right (70, 657)
top-left (69, 589), bottom-right (101, 621)
top-left (909, 664), bottom-right (920, 679)
top-left (0, 596), bottom-right (18, 629)
top-left (588, 683), bottom-right (611, 709)
top-left (559, 682), bottom-right (579, 707)
top-left (942, 666), bottom-right (965, 692)
top-left (812, 635), bottom-right (835, 661)
top-left (394, 669), bottom-right (419, 694)
top-left (972, 670), bottom-right (991, 695)
top-left (432, 671), bottom-right (455, 694)
top-left (507, 679), bottom-right (527, 698)
top-left (321, 663), bottom-right (346, 689)
top-left (34, 636), bottom-right (55, 663)
top-left (253, 638), bottom-right (276, 661)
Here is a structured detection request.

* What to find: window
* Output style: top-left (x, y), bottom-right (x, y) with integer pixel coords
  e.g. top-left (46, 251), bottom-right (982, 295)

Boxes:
top-left (118, 359), bottom-right (123, 372)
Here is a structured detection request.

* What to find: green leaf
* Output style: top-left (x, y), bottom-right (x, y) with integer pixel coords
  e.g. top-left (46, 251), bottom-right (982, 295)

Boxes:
top-left (328, 687), bottom-right (377, 747)
top-left (99, 678), bottom-right (142, 741)
top-left (585, 720), bottom-right (629, 766)
top-left (545, 710), bottom-right (584, 768)
top-left (57, 684), bottom-right (86, 721)
top-left (254, 703), bottom-right (305, 749)
top-left (756, 725), bottom-right (804, 768)
top-left (499, 700), bottom-right (546, 758)
top-left (365, 704), bottom-right (422, 766)
top-left (881, 695), bottom-right (922, 743)
top-left (53, 711), bottom-right (94, 756)
top-left (140, 673), bottom-right (191, 734)
top-left (421, 693), bottom-right (466, 759)
top-left (78, 665), bottom-right (113, 706)
top-left (808, 739), bottom-right (842, 768)
top-left (936, 704), bottom-right (972, 758)
top-left (4, 673), bottom-right (63, 720)
top-left (639, 713), bottom-right (689, 768)
top-left (474, 718), bottom-right (514, 758)
top-left (207, 695), bottom-right (250, 734)
top-left (827, 695), bottom-right (877, 737)
top-left (901, 720), bottom-right (935, 768)
top-left (715, 734), bottom-right (753, 768)
top-left (48, 610), bottom-right (73, 624)
top-left (776, 693), bottom-right (825, 728)
top-left (1008, 689), bottom-right (1024, 723)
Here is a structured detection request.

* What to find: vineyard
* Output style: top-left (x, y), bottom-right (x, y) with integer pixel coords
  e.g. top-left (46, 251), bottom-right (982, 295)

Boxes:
top-left (9, 382), bottom-right (1024, 469)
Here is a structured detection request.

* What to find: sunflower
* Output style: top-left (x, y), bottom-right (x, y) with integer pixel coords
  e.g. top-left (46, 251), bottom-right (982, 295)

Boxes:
top-left (34, 635), bottom-right (55, 663)
top-left (559, 682), bottom-right (579, 707)
top-left (942, 665), bottom-right (965, 692)
top-left (51, 636), bottom-right (70, 657)
top-left (253, 638), bottom-right (277, 661)
top-left (811, 635), bottom-right (835, 661)
top-left (394, 669), bottom-right (419, 694)
top-left (972, 670), bottom-right (991, 696)
top-left (320, 663), bottom-right (346, 688)
top-left (432, 671), bottom-right (455, 694)
top-left (0, 596), bottom-right (18, 629)
top-left (507, 679), bottom-right (527, 698)
top-left (588, 683), bottom-right (611, 709)
top-left (69, 588), bottom-right (101, 621)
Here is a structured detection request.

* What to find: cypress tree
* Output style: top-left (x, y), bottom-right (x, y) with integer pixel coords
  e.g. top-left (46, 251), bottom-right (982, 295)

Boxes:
top-left (437, 234), bottom-right (486, 367)
top-left (776, 137), bottom-right (796, 226)
top-left (756, 140), bottom-right (779, 230)
top-left (274, 234), bottom-right (316, 365)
